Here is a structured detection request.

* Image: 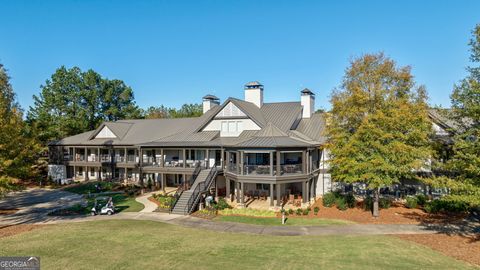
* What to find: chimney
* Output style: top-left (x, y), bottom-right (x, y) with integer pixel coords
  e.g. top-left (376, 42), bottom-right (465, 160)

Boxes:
top-left (301, 88), bottom-right (315, 118)
top-left (202, 94), bottom-right (220, 114)
top-left (244, 81), bottom-right (264, 108)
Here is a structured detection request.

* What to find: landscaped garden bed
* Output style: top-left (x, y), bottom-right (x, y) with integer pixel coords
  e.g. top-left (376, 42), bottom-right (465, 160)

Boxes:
top-left (150, 193), bottom-right (176, 212)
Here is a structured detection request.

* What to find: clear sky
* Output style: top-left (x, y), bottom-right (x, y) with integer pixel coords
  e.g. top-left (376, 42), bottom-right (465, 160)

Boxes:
top-left (1, 0), bottom-right (480, 112)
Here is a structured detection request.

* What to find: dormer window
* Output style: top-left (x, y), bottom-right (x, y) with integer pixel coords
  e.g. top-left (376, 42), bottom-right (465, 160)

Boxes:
top-left (95, 126), bottom-right (116, 139)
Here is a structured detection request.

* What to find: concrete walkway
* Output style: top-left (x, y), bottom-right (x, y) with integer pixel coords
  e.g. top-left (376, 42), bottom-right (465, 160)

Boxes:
top-left (135, 192), bottom-right (160, 213)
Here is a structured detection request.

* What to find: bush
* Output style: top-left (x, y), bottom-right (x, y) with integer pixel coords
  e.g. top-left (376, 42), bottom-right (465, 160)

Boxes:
top-left (405, 196), bottom-right (418, 209)
top-left (322, 192), bottom-right (337, 207)
top-left (302, 208), bottom-right (310, 215)
top-left (424, 199), bottom-right (470, 214)
top-left (345, 193), bottom-right (356, 208)
top-left (336, 197), bottom-right (348, 211)
top-left (363, 196), bottom-right (373, 211)
top-left (288, 208), bottom-right (294, 215)
top-left (379, 198), bottom-right (391, 209)
top-left (313, 207), bottom-right (320, 215)
top-left (416, 194), bottom-right (428, 206)
top-left (215, 197), bottom-right (232, 210)
top-left (296, 208), bottom-right (303, 215)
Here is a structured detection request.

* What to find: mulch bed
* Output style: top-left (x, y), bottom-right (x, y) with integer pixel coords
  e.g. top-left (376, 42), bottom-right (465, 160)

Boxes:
top-left (396, 234), bottom-right (480, 266)
top-left (306, 199), bottom-right (468, 225)
top-left (147, 196), bottom-right (161, 207)
top-left (0, 224), bottom-right (44, 238)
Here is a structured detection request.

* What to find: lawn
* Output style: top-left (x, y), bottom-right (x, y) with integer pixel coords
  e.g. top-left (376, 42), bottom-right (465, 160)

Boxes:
top-left (214, 215), bottom-right (354, 226)
top-left (0, 220), bottom-right (476, 270)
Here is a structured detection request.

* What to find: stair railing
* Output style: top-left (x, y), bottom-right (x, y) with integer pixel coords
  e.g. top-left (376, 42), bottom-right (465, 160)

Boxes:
top-left (169, 163), bottom-right (202, 213)
top-left (183, 164), bottom-right (218, 215)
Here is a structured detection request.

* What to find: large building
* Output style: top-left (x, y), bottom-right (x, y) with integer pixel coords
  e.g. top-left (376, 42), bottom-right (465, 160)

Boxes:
top-left (48, 82), bottom-right (330, 214)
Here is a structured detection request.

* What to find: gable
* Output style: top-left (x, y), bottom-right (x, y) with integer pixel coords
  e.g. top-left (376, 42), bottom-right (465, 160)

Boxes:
top-left (95, 126), bottom-right (117, 139)
top-left (215, 102), bottom-right (246, 118)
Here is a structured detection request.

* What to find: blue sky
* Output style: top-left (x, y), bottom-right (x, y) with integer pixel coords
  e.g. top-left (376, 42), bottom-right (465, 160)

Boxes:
top-left (1, 0), bottom-right (480, 112)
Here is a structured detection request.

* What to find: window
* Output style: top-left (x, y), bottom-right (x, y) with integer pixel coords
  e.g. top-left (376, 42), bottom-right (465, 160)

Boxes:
top-left (221, 120), bottom-right (244, 137)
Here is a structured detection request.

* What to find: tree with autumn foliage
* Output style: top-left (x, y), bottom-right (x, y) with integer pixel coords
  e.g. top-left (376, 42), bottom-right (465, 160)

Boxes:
top-left (327, 53), bottom-right (432, 217)
top-left (0, 63), bottom-right (44, 196)
top-left (428, 24), bottom-right (480, 206)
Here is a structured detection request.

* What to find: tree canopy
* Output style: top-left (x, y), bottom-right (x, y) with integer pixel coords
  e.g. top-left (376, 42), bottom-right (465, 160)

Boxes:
top-left (327, 53), bottom-right (432, 216)
top-left (432, 24), bottom-right (480, 205)
top-left (27, 66), bottom-right (142, 144)
top-left (0, 63), bottom-right (43, 196)
top-left (143, 103), bottom-right (202, 119)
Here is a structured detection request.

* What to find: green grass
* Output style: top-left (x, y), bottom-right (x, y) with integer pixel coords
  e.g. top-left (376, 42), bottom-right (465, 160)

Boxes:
top-left (62, 181), bottom-right (114, 194)
top-left (219, 208), bottom-right (276, 217)
top-left (0, 220), bottom-right (476, 270)
top-left (113, 194), bottom-right (144, 212)
top-left (214, 215), bottom-right (353, 226)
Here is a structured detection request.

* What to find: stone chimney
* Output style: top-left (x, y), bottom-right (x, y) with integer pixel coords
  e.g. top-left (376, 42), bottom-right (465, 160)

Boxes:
top-left (301, 88), bottom-right (315, 118)
top-left (244, 81), bottom-right (264, 108)
top-left (202, 94), bottom-right (220, 114)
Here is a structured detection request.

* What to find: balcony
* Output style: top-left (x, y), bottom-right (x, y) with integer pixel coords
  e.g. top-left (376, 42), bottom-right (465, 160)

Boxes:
top-left (280, 164), bottom-right (303, 175)
top-left (100, 155), bottom-right (111, 162)
top-left (244, 165), bottom-right (271, 175)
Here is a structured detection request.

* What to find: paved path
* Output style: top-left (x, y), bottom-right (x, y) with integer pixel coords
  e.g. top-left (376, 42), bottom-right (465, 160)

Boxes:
top-left (0, 188), bottom-right (85, 226)
top-left (136, 192), bottom-right (161, 213)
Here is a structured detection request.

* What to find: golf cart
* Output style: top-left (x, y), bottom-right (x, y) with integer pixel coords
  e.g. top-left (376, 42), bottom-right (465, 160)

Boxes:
top-left (91, 196), bottom-right (115, 216)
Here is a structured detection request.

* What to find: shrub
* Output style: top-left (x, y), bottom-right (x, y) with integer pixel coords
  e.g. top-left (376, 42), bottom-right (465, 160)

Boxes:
top-left (302, 208), bottom-right (310, 215)
top-left (345, 193), bottom-right (356, 208)
top-left (379, 198), bottom-right (391, 209)
top-left (288, 208), bottom-right (294, 215)
top-left (215, 197), bottom-right (231, 210)
top-left (322, 192), bottom-right (337, 207)
top-left (424, 199), bottom-right (470, 214)
top-left (296, 208), bottom-right (303, 215)
top-left (313, 207), bottom-right (320, 215)
top-left (416, 194), bottom-right (428, 206)
top-left (405, 196), bottom-right (418, 209)
top-left (336, 197), bottom-right (348, 211)
top-left (363, 196), bottom-right (373, 211)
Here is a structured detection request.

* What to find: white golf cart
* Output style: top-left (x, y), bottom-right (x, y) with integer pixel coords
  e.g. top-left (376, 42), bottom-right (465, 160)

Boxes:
top-left (91, 196), bottom-right (115, 216)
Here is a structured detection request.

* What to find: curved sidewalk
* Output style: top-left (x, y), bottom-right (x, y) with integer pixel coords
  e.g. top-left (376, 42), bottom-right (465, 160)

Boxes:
top-left (135, 192), bottom-right (159, 213)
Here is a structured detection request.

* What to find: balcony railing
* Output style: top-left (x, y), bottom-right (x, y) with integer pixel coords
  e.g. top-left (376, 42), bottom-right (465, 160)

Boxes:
top-left (143, 157), bottom-right (162, 166)
top-left (74, 155), bottom-right (85, 162)
top-left (114, 156), bottom-right (125, 163)
top-left (244, 165), bottom-right (271, 175)
top-left (185, 160), bottom-right (206, 168)
top-left (281, 164), bottom-right (303, 174)
top-left (100, 155), bottom-right (111, 162)
top-left (87, 155), bottom-right (98, 162)
top-left (227, 164), bottom-right (238, 173)
top-left (127, 155), bottom-right (138, 163)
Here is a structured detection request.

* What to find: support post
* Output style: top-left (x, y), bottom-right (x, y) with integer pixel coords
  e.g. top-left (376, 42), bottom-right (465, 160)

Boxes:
top-left (270, 151), bottom-right (274, 176)
top-left (160, 149), bottom-right (164, 167)
top-left (221, 148), bottom-right (225, 168)
top-left (183, 149), bottom-right (186, 168)
top-left (225, 178), bottom-right (231, 201)
top-left (270, 183), bottom-right (274, 207)
top-left (276, 183), bottom-right (281, 207)
top-left (302, 150), bottom-right (307, 173)
top-left (302, 181), bottom-right (307, 203)
top-left (226, 151), bottom-right (230, 172)
top-left (124, 148), bottom-right (127, 163)
top-left (276, 151), bottom-right (281, 176)
top-left (236, 181), bottom-right (240, 203)
top-left (240, 151), bottom-right (244, 175)
top-left (240, 182), bottom-right (245, 207)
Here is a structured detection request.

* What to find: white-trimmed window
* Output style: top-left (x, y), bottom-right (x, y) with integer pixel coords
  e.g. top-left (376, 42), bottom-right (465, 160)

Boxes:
top-left (221, 120), bottom-right (243, 137)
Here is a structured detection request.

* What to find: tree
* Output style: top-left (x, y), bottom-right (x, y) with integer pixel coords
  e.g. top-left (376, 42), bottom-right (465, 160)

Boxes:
top-left (143, 103), bottom-right (202, 119)
top-left (27, 66), bottom-right (142, 144)
top-left (327, 53), bottom-right (432, 217)
top-left (0, 63), bottom-right (44, 196)
top-left (436, 24), bottom-right (480, 205)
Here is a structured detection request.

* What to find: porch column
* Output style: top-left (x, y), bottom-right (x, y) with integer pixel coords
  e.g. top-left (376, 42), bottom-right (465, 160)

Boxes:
top-left (84, 147), bottom-right (87, 162)
top-left (236, 181), bottom-right (240, 203)
top-left (306, 179), bottom-right (310, 202)
top-left (124, 148), bottom-right (127, 163)
top-left (183, 149), bottom-right (186, 168)
top-left (236, 152), bottom-right (240, 174)
top-left (139, 148), bottom-right (144, 193)
top-left (205, 149), bottom-right (209, 168)
top-left (221, 148), bottom-right (225, 168)
top-left (160, 149), bottom-right (164, 167)
top-left (276, 151), bottom-right (281, 176)
top-left (85, 166), bottom-right (88, 181)
top-left (226, 152), bottom-right (230, 172)
top-left (302, 181), bottom-right (307, 203)
top-left (73, 165), bottom-right (76, 180)
top-left (97, 147), bottom-right (100, 162)
top-left (302, 150), bottom-right (307, 173)
top-left (270, 151), bottom-right (274, 176)
top-left (73, 147), bottom-right (76, 161)
top-left (240, 182), bottom-right (245, 207)
top-left (240, 151), bottom-right (244, 175)
top-left (276, 183), bottom-right (281, 207)
top-left (310, 177), bottom-right (315, 201)
top-left (225, 178), bottom-right (231, 201)
top-left (161, 173), bottom-right (165, 192)
top-left (309, 151), bottom-right (313, 173)
top-left (124, 168), bottom-right (128, 183)
top-left (269, 183), bottom-right (274, 207)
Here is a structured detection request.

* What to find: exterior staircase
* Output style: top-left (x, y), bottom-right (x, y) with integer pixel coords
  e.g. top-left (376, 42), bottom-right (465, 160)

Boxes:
top-left (171, 167), bottom-right (218, 215)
